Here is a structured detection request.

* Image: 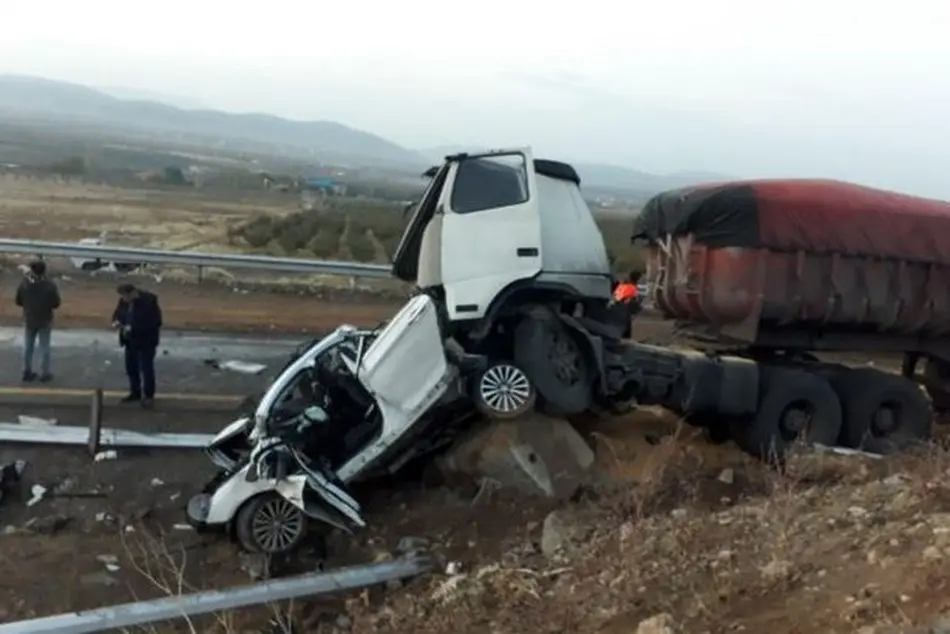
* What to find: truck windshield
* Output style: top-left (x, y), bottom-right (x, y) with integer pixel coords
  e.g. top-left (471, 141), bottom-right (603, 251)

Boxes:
top-left (450, 153), bottom-right (528, 214)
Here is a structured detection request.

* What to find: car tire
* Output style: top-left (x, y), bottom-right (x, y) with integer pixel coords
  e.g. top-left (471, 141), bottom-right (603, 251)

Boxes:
top-left (234, 493), bottom-right (308, 555)
top-left (471, 360), bottom-right (536, 419)
top-left (513, 311), bottom-right (594, 416)
top-left (731, 367), bottom-right (842, 462)
top-left (831, 368), bottom-right (932, 454)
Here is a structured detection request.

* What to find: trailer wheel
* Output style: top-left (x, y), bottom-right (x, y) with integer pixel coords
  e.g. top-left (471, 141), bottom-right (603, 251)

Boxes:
top-left (732, 367), bottom-right (842, 461)
top-left (513, 312), bottom-right (593, 415)
top-left (923, 358), bottom-right (950, 416)
top-left (471, 361), bottom-right (536, 419)
top-left (703, 420), bottom-right (732, 445)
top-left (832, 369), bottom-right (932, 453)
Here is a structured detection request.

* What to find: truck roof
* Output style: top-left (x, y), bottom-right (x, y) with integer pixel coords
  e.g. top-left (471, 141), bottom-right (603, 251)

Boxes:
top-left (633, 179), bottom-right (950, 264)
top-left (422, 158), bottom-right (580, 185)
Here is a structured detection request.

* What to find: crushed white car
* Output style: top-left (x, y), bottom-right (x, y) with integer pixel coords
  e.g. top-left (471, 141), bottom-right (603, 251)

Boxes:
top-left (187, 294), bottom-right (535, 554)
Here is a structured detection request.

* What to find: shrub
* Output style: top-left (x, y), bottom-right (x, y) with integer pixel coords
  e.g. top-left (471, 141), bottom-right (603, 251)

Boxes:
top-left (347, 229), bottom-right (377, 262)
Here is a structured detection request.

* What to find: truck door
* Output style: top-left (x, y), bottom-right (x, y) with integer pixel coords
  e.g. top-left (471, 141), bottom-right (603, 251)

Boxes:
top-left (438, 149), bottom-right (542, 321)
top-left (391, 165), bottom-right (449, 283)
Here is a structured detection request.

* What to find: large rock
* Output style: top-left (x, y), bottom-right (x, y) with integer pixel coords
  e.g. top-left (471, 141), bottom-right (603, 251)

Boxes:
top-left (436, 414), bottom-right (596, 499)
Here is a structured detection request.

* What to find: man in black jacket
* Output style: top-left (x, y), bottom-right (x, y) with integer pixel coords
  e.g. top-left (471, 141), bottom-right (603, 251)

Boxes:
top-left (15, 260), bottom-right (61, 382)
top-left (111, 283), bottom-right (162, 408)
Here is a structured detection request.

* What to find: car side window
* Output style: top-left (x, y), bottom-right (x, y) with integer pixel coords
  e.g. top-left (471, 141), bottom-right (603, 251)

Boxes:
top-left (450, 154), bottom-right (529, 214)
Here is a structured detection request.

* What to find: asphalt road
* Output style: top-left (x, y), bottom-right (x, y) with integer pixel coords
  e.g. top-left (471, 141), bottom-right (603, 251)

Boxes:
top-left (0, 326), bottom-right (306, 396)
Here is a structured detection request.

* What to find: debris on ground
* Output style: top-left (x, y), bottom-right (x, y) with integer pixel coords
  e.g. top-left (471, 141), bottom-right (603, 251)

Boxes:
top-left (17, 414), bottom-right (57, 427)
top-left (813, 443), bottom-right (884, 460)
top-left (204, 359), bottom-right (268, 375)
top-left (94, 450), bottom-right (118, 462)
top-left (25, 484), bottom-right (46, 507)
top-left (0, 460), bottom-right (26, 506)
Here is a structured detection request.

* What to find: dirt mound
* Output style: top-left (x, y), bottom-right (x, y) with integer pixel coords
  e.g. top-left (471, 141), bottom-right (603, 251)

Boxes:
top-left (335, 439), bottom-right (950, 634)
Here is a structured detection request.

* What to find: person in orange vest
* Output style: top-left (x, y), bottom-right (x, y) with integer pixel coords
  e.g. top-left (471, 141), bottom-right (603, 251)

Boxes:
top-left (613, 271), bottom-right (643, 303)
top-left (613, 274), bottom-right (640, 304)
top-left (611, 271), bottom-right (643, 337)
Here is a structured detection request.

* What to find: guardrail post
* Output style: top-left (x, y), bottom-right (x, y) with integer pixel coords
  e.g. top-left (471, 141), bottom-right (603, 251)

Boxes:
top-left (88, 388), bottom-right (103, 456)
top-left (197, 265), bottom-right (204, 283)
top-left (348, 276), bottom-right (356, 290)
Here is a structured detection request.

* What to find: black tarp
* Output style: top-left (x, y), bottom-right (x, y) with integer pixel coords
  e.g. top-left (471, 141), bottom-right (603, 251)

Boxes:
top-left (631, 179), bottom-right (950, 264)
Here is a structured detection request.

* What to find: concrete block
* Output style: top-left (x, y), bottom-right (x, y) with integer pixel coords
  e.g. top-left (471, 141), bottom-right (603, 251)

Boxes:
top-left (436, 414), bottom-right (596, 499)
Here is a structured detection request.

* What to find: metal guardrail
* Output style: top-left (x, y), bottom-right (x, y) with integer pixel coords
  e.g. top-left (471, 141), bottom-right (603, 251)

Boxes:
top-left (0, 557), bottom-right (436, 634)
top-left (0, 239), bottom-right (392, 278)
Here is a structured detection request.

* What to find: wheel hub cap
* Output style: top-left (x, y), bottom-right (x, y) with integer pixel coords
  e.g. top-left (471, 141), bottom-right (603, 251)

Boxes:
top-left (480, 364), bottom-right (532, 414)
top-left (548, 334), bottom-right (581, 385)
top-left (251, 497), bottom-right (304, 553)
top-left (872, 406), bottom-right (899, 435)
top-left (780, 408), bottom-right (811, 436)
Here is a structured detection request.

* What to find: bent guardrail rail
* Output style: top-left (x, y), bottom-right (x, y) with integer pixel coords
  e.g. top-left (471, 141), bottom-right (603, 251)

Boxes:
top-left (0, 556), bottom-right (435, 634)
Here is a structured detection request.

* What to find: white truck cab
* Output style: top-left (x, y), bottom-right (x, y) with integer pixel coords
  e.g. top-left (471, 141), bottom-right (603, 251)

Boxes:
top-left (392, 148), bottom-right (613, 324)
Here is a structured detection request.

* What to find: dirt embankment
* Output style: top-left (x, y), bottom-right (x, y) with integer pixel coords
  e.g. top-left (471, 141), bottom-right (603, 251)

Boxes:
top-left (3, 406), bottom-right (950, 633)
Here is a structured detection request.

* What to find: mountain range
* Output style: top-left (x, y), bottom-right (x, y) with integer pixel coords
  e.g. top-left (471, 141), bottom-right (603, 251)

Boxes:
top-left (418, 146), bottom-right (728, 194)
top-left (0, 74), bottom-right (728, 192)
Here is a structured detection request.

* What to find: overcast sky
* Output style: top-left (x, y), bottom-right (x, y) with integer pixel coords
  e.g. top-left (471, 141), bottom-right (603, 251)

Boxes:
top-left (3, 0), bottom-right (950, 196)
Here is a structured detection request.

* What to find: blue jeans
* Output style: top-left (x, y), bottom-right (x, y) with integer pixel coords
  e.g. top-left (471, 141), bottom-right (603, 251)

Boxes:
top-left (23, 326), bottom-right (51, 375)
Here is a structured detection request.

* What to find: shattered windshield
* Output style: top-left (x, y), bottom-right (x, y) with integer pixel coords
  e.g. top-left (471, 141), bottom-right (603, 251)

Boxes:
top-left (271, 339), bottom-right (359, 414)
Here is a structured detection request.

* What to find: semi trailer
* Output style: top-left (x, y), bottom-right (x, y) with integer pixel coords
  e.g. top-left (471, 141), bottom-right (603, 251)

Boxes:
top-left (190, 147), bottom-right (950, 554)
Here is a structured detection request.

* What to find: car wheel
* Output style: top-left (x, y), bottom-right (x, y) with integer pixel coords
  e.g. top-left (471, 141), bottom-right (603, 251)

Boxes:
top-left (831, 368), bottom-right (932, 454)
top-left (513, 311), bottom-right (594, 416)
top-left (472, 361), bottom-right (536, 419)
top-left (234, 493), bottom-right (308, 555)
top-left (730, 367), bottom-right (842, 462)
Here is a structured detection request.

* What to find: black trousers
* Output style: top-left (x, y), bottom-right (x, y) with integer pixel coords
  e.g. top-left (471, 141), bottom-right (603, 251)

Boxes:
top-left (124, 345), bottom-right (157, 398)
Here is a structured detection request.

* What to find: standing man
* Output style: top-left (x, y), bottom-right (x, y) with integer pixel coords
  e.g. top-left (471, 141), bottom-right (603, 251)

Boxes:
top-left (111, 283), bottom-right (162, 408)
top-left (15, 259), bottom-right (61, 382)
top-left (610, 271), bottom-right (643, 339)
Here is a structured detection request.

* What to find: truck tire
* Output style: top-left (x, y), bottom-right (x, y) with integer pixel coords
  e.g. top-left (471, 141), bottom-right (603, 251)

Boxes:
top-left (513, 311), bottom-right (594, 416)
top-left (731, 367), bottom-right (842, 461)
top-left (923, 358), bottom-right (950, 416)
top-left (831, 369), bottom-right (932, 453)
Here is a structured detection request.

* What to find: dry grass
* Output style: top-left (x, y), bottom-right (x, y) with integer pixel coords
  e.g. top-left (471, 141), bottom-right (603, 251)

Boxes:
top-left (0, 173), bottom-right (295, 251)
top-left (335, 433), bottom-right (950, 634)
top-left (118, 526), bottom-right (297, 634)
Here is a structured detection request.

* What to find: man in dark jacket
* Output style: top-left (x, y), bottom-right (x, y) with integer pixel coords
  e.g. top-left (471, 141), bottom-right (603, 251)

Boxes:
top-left (111, 283), bottom-right (162, 408)
top-left (15, 260), bottom-right (61, 382)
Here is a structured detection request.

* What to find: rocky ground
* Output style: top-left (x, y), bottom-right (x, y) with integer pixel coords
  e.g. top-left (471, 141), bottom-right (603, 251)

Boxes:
top-left (2, 405), bottom-right (950, 633)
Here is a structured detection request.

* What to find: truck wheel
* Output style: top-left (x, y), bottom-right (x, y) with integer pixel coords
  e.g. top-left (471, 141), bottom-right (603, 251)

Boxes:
top-left (472, 361), bottom-right (536, 419)
top-left (513, 312), bottom-right (594, 415)
top-left (832, 369), bottom-right (932, 453)
top-left (924, 358), bottom-right (950, 416)
top-left (234, 493), bottom-right (308, 555)
top-left (732, 367), bottom-right (842, 461)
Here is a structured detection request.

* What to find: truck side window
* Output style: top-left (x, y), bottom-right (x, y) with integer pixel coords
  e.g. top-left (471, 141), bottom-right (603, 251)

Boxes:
top-left (450, 154), bottom-right (529, 214)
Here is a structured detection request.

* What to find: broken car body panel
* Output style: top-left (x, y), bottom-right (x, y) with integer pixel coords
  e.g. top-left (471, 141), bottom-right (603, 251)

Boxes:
top-left (194, 294), bottom-right (459, 539)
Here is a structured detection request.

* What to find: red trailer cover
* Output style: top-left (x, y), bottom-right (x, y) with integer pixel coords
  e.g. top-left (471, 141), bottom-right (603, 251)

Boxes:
top-left (632, 179), bottom-right (950, 265)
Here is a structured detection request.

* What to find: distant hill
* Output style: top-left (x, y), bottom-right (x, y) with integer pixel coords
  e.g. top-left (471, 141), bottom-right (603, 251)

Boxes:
top-left (97, 85), bottom-right (208, 110)
top-left (0, 74), bottom-right (427, 167)
top-left (419, 146), bottom-right (731, 195)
